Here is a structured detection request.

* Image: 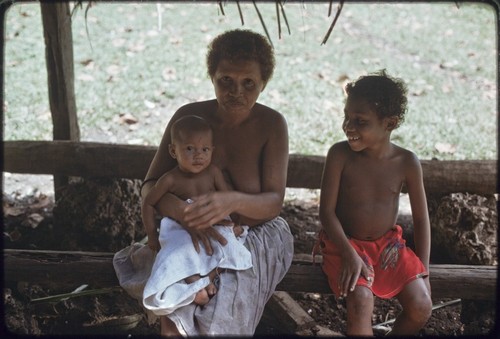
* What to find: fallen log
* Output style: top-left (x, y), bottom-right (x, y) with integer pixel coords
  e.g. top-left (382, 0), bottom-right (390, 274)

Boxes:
top-left (3, 140), bottom-right (497, 195)
top-left (3, 249), bottom-right (497, 300)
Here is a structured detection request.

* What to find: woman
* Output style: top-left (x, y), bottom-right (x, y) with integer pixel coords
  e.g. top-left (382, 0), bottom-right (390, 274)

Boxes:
top-left (138, 29), bottom-right (293, 335)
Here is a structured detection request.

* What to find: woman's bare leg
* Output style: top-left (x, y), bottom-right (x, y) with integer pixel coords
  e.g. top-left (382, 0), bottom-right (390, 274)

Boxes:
top-left (160, 316), bottom-right (181, 337)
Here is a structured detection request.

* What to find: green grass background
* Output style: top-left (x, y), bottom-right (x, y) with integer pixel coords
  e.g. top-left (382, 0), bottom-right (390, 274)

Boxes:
top-left (4, 2), bottom-right (497, 160)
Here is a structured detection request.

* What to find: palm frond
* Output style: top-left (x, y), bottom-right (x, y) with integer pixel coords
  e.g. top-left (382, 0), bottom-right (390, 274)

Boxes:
top-left (30, 286), bottom-right (122, 304)
top-left (279, 1), bottom-right (291, 35)
top-left (321, 0), bottom-right (344, 45)
top-left (252, 0), bottom-right (273, 47)
top-left (236, 0), bottom-right (245, 25)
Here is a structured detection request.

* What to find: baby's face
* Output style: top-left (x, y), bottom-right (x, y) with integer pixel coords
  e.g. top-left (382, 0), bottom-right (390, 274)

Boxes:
top-left (171, 131), bottom-right (214, 174)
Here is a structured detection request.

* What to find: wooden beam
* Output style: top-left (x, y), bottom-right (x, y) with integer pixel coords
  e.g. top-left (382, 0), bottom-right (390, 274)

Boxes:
top-left (40, 2), bottom-right (80, 198)
top-left (3, 141), bottom-right (156, 180)
top-left (3, 141), bottom-right (498, 195)
top-left (262, 291), bottom-right (316, 333)
top-left (3, 249), bottom-right (497, 300)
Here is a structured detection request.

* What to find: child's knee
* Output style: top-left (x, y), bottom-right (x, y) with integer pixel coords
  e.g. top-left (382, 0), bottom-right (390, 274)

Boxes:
top-left (346, 286), bottom-right (374, 315)
top-left (415, 294), bottom-right (432, 320)
top-left (405, 293), bottom-right (432, 324)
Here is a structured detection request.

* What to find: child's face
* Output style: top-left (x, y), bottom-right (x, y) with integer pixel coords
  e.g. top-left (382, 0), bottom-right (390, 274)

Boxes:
top-left (342, 96), bottom-right (393, 152)
top-left (169, 130), bottom-right (214, 174)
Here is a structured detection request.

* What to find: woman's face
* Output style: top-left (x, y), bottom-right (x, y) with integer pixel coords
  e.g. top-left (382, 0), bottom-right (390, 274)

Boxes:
top-left (212, 59), bottom-right (265, 118)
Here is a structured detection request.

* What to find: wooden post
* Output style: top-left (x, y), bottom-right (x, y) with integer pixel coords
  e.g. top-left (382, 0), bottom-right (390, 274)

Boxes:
top-left (40, 2), bottom-right (80, 199)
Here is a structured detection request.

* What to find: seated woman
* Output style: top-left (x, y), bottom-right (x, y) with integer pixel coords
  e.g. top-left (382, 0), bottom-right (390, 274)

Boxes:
top-left (114, 29), bottom-right (294, 336)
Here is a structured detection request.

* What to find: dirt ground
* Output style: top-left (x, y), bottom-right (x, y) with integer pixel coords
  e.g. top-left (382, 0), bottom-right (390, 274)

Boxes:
top-left (2, 190), bottom-right (497, 337)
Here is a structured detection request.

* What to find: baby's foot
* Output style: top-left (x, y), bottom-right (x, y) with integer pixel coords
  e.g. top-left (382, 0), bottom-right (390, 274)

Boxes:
top-left (233, 225), bottom-right (244, 237)
top-left (206, 282), bottom-right (217, 297)
top-left (193, 288), bottom-right (210, 306)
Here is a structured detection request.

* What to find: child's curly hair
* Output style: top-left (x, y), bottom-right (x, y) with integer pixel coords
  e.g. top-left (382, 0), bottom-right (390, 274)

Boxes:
top-left (206, 29), bottom-right (275, 85)
top-left (345, 69), bottom-right (408, 128)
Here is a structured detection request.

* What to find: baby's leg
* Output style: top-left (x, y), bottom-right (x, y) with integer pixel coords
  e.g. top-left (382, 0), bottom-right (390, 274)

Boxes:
top-left (345, 285), bottom-right (374, 336)
top-left (185, 274), bottom-right (210, 306)
top-left (390, 278), bottom-right (432, 335)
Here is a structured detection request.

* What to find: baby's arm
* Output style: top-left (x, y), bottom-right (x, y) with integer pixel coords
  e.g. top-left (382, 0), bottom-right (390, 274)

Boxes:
top-left (319, 143), bottom-right (371, 297)
top-left (213, 165), bottom-right (230, 192)
top-left (141, 173), bottom-right (174, 251)
top-left (404, 152), bottom-right (431, 291)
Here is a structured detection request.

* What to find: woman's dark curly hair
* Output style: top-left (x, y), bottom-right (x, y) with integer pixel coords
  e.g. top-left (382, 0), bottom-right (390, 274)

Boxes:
top-left (206, 29), bottom-right (275, 84)
top-left (345, 69), bottom-right (408, 128)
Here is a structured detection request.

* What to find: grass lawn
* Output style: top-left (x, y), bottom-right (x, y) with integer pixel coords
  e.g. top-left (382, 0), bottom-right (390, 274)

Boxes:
top-left (3, 2), bottom-right (497, 160)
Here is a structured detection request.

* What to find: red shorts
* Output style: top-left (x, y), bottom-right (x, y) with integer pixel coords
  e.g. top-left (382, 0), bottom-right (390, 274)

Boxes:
top-left (315, 225), bottom-right (428, 299)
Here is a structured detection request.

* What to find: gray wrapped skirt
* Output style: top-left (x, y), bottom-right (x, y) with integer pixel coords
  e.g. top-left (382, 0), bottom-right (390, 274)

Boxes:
top-left (113, 217), bottom-right (294, 336)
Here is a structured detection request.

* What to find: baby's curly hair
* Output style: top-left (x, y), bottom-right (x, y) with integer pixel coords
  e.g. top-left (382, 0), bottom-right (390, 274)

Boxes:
top-left (206, 29), bottom-right (275, 84)
top-left (345, 69), bottom-right (408, 128)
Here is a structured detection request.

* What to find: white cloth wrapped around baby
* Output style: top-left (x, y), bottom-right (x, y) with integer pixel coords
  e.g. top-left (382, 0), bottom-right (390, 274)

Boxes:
top-left (142, 216), bottom-right (252, 315)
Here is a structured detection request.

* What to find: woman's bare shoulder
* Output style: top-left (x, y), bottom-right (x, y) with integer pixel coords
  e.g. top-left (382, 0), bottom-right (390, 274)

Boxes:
top-left (252, 103), bottom-right (287, 131)
top-left (176, 99), bottom-right (217, 115)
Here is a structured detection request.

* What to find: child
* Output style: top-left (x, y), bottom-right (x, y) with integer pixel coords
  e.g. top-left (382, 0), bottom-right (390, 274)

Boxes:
top-left (141, 115), bottom-right (252, 315)
top-left (315, 70), bottom-right (432, 336)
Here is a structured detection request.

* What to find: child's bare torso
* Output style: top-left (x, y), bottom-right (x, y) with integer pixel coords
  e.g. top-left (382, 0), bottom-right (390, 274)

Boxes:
top-left (168, 166), bottom-right (219, 201)
top-left (336, 146), bottom-right (407, 240)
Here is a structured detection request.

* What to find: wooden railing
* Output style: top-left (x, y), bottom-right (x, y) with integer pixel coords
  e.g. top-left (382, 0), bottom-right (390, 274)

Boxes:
top-left (3, 140), bottom-right (497, 194)
top-left (3, 140), bottom-right (498, 301)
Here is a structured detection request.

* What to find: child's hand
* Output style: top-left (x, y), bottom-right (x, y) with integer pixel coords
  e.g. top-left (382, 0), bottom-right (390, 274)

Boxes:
top-left (339, 249), bottom-right (371, 297)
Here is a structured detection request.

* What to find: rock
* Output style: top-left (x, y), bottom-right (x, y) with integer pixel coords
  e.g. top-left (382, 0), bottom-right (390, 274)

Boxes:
top-left (430, 193), bottom-right (497, 265)
top-left (52, 178), bottom-right (145, 252)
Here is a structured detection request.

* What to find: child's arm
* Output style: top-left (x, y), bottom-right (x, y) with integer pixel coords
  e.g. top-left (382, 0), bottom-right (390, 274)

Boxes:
top-left (141, 173), bottom-right (173, 251)
top-left (319, 143), bottom-right (372, 297)
top-left (404, 152), bottom-right (431, 291)
top-left (213, 165), bottom-right (230, 192)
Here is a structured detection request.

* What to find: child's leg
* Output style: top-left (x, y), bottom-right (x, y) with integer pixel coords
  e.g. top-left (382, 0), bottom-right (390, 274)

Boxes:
top-left (390, 278), bottom-right (432, 335)
top-left (345, 285), bottom-right (375, 336)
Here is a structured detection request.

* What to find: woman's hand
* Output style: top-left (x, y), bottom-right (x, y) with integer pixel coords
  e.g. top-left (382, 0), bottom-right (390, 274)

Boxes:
top-left (186, 227), bottom-right (228, 255)
top-left (148, 235), bottom-right (161, 252)
top-left (183, 191), bottom-right (235, 229)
